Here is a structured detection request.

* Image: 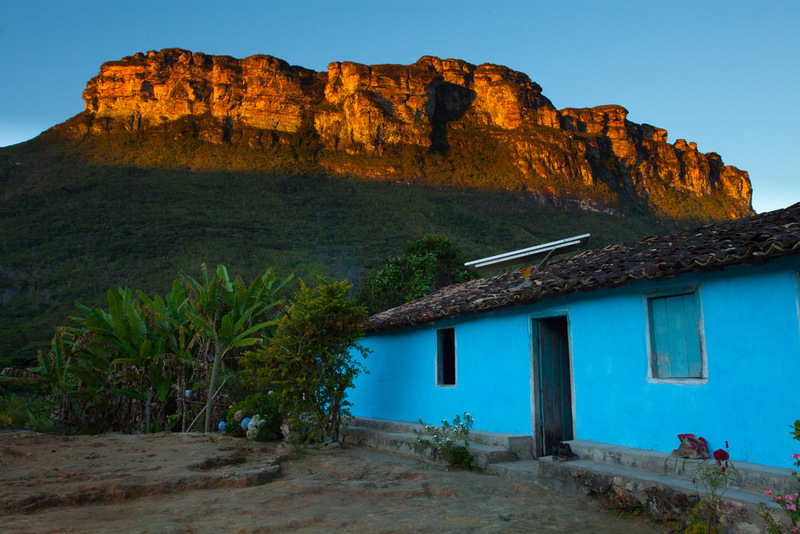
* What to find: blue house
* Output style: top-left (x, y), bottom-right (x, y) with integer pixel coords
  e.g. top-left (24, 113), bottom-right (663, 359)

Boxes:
top-left (349, 204), bottom-right (800, 469)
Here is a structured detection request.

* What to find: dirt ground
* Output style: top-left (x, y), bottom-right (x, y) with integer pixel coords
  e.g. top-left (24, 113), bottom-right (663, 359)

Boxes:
top-left (0, 430), bottom-right (670, 533)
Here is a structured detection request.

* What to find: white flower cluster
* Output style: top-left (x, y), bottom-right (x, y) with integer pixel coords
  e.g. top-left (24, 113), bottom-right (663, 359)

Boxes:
top-left (246, 414), bottom-right (267, 440)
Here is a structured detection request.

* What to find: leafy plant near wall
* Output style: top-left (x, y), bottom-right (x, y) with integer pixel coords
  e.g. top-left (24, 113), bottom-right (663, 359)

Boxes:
top-left (414, 412), bottom-right (475, 469)
top-left (223, 392), bottom-right (282, 440)
top-left (684, 442), bottom-right (737, 533)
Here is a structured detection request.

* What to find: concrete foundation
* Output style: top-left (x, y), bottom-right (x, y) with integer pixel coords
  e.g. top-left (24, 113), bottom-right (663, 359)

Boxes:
top-left (342, 417), bottom-right (797, 531)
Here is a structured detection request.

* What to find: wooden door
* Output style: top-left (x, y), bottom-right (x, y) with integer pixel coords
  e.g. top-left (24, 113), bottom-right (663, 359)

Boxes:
top-left (533, 317), bottom-right (573, 457)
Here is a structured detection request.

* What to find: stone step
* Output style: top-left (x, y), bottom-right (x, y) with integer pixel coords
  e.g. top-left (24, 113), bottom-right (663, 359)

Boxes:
top-left (348, 417), bottom-right (533, 451)
top-left (342, 417), bottom-right (532, 469)
top-left (567, 440), bottom-right (797, 496)
top-left (487, 459), bottom-right (540, 480)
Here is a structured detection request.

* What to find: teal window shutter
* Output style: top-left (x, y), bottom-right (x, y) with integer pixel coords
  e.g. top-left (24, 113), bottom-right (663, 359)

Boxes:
top-left (648, 292), bottom-right (703, 378)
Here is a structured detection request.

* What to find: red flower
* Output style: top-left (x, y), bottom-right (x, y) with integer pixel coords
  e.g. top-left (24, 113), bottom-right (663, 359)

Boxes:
top-left (713, 448), bottom-right (729, 464)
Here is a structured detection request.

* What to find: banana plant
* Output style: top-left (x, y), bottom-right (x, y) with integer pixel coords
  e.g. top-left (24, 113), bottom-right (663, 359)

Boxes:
top-left (182, 264), bottom-right (292, 432)
top-left (3, 326), bottom-right (114, 430)
top-left (16, 328), bottom-right (74, 390)
top-left (135, 280), bottom-right (194, 402)
top-left (2, 264), bottom-right (290, 434)
top-left (71, 285), bottom-right (189, 430)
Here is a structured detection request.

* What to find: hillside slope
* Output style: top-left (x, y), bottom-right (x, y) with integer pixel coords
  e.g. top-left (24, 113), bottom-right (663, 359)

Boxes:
top-left (0, 133), bottom-right (668, 369)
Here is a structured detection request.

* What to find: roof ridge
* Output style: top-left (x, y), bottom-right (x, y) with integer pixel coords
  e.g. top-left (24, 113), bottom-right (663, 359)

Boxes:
top-left (367, 204), bottom-right (800, 332)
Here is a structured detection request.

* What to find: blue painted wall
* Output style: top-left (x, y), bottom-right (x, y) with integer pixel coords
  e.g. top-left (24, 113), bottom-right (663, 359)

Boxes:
top-left (349, 256), bottom-right (800, 468)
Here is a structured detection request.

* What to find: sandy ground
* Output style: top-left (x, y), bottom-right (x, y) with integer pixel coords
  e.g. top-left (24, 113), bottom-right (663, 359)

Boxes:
top-left (0, 430), bottom-right (670, 533)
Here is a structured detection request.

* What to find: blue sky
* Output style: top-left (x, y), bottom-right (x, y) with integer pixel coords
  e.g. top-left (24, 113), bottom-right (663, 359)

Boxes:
top-left (1, 0), bottom-right (797, 213)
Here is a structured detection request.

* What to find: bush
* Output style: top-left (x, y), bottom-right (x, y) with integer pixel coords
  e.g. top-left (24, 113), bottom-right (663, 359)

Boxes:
top-left (0, 393), bottom-right (59, 432)
top-left (414, 412), bottom-right (475, 469)
top-left (223, 392), bottom-right (281, 441)
top-left (242, 279), bottom-right (370, 443)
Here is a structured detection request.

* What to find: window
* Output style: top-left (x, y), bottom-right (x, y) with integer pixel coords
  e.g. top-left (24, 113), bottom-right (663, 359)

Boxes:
top-left (437, 327), bottom-right (456, 386)
top-left (647, 290), bottom-right (704, 379)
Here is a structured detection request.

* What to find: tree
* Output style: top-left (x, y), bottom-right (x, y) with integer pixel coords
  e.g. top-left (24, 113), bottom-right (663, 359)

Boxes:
top-left (181, 264), bottom-right (292, 433)
top-left (356, 234), bottom-right (475, 314)
top-left (242, 279), bottom-right (370, 442)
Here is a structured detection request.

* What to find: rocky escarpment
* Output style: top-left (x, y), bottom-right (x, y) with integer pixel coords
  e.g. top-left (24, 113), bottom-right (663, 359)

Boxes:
top-left (65, 48), bottom-right (753, 221)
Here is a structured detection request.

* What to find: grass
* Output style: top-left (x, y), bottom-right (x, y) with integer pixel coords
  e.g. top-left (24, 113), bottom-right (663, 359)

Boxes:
top-left (0, 391), bottom-right (58, 432)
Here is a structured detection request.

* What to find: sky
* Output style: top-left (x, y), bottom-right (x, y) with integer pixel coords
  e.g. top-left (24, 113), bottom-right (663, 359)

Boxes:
top-left (1, 0), bottom-right (797, 213)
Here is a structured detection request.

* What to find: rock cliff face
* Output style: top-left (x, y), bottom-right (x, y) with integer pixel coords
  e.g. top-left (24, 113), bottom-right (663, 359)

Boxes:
top-left (82, 49), bottom-right (322, 133)
top-left (72, 48), bottom-right (753, 220)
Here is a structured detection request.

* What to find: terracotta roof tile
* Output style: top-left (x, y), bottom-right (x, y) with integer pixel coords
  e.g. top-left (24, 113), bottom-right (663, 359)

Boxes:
top-left (366, 203), bottom-right (800, 332)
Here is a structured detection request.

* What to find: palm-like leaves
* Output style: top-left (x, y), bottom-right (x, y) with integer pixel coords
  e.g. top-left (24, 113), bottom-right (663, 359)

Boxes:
top-left (3, 264), bottom-right (291, 434)
top-left (181, 264), bottom-right (292, 433)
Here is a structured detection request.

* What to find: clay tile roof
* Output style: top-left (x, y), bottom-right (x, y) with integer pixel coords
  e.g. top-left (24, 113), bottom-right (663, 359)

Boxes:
top-left (366, 203), bottom-right (800, 332)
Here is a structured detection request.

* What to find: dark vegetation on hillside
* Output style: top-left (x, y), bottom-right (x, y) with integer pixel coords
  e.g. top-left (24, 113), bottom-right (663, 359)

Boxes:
top-left (57, 111), bottom-right (748, 224)
top-left (0, 130), bottom-right (671, 369)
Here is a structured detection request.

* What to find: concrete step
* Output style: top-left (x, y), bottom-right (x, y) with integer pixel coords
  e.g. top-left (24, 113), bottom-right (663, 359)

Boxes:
top-left (567, 440), bottom-right (797, 496)
top-left (487, 459), bottom-right (540, 480)
top-left (341, 417), bottom-right (533, 469)
top-left (492, 456), bottom-right (772, 505)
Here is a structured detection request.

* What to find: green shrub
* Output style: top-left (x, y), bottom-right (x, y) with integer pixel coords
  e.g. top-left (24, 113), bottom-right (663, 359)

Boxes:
top-left (0, 393), bottom-right (58, 432)
top-left (224, 392), bottom-right (281, 440)
top-left (414, 412), bottom-right (475, 469)
top-left (242, 279), bottom-right (370, 443)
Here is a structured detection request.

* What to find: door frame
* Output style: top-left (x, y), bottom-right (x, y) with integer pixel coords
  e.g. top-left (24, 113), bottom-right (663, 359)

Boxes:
top-left (529, 310), bottom-right (575, 458)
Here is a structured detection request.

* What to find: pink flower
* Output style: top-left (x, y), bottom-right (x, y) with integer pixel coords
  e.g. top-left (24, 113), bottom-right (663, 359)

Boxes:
top-left (791, 527), bottom-right (799, 533)
top-left (787, 494), bottom-right (795, 501)
top-left (765, 489), bottom-right (774, 495)
top-left (787, 503), bottom-right (797, 511)
top-left (792, 453), bottom-right (800, 460)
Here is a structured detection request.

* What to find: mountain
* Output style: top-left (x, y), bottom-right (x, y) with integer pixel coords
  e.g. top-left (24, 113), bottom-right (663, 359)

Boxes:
top-left (0, 49), bottom-right (755, 368)
top-left (61, 48), bottom-right (752, 222)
